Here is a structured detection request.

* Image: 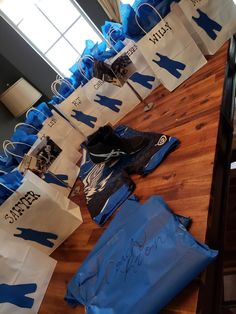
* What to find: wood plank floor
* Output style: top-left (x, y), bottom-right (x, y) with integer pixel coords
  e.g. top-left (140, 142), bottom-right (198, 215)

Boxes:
top-left (39, 43), bottom-right (228, 314)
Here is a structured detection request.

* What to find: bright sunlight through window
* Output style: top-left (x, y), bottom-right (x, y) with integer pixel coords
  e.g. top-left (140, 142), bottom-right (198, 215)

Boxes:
top-left (0, 0), bottom-right (102, 76)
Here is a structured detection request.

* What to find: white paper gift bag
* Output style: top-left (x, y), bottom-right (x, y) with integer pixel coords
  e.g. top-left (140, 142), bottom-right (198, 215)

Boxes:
top-left (23, 136), bottom-right (80, 197)
top-left (15, 110), bottom-right (83, 166)
top-left (37, 109), bottom-right (84, 153)
top-left (0, 228), bottom-right (56, 314)
top-left (175, 0), bottom-right (236, 55)
top-left (135, 3), bottom-right (207, 91)
top-left (77, 54), bottom-right (140, 125)
top-left (106, 35), bottom-right (161, 99)
top-left (46, 151), bottom-right (80, 196)
top-left (52, 78), bottom-right (104, 137)
top-left (0, 171), bottom-right (82, 255)
top-left (83, 77), bottom-right (140, 126)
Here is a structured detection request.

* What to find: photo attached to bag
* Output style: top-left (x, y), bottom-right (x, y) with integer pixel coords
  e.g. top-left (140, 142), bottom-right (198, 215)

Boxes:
top-left (111, 53), bottom-right (136, 86)
top-left (93, 54), bottom-right (136, 87)
top-left (19, 136), bottom-right (62, 176)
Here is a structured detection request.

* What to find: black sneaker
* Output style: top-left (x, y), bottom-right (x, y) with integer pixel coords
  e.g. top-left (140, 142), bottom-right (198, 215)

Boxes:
top-left (84, 125), bottom-right (149, 164)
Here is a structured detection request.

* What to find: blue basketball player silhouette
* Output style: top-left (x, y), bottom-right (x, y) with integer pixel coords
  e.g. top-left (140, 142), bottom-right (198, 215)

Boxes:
top-left (71, 110), bottom-right (97, 128)
top-left (152, 52), bottom-right (186, 78)
top-left (0, 283), bottom-right (37, 308)
top-left (14, 228), bottom-right (58, 248)
top-left (192, 9), bottom-right (222, 40)
top-left (94, 95), bottom-right (122, 112)
top-left (129, 72), bottom-right (155, 89)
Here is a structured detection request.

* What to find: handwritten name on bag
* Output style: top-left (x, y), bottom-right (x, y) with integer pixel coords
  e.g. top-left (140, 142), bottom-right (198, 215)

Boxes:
top-left (44, 116), bottom-right (58, 129)
top-left (149, 22), bottom-right (172, 44)
top-left (5, 191), bottom-right (41, 224)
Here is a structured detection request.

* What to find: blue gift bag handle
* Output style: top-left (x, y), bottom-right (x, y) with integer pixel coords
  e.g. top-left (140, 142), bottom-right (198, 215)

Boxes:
top-left (135, 3), bottom-right (165, 35)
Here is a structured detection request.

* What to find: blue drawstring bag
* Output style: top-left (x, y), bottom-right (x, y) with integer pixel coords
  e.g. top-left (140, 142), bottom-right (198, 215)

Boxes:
top-left (0, 171), bottom-right (24, 205)
top-left (65, 196), bottom-right (218, 313)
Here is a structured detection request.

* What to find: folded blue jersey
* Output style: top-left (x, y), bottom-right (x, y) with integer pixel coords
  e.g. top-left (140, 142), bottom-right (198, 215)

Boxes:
top-left (80, 125), bottom-right (180, 225)
top-left (80, 154), bottom-right (135, 225)
top-left (65, 196), bottom-right (218, 313)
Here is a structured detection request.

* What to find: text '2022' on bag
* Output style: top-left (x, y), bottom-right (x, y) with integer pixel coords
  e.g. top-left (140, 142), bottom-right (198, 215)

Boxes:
top-left (65, 196), bottom-right (218, 313)
top-left (0, 171), bottom-right (82, 255)
top-left (0, 229), bottom-right (56, 314)
top-left (135, 3), bottom-right (207, 91)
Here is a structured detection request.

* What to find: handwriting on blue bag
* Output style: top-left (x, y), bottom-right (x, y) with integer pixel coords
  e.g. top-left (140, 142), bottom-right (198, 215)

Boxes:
top-left (94, 95), bottom-right (122, 112)
top-left (105, 232), bottom-right (166, 283)
top-left (14, 228), bottom-right (58, 248)
top-left (43, 173), bottom-right (68, 187)
top-left (71, 110), bottom-right (97, 128)
top-left (129, 72), bottom-right (155, 89)
top-left (152, 53), bottom-right (186, 79)
top-left (5, 191), bottom-right (41, 224)
top-left (0, 283), bottom-right (37, 308)
top-left (192, 9), bottom-right (222, 40)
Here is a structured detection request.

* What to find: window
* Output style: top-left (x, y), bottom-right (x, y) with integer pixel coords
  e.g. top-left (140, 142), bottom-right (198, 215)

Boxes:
top-left (121, 0), bottom-right (135, 4)
top-left (0, 0), bottom-right (103, 76)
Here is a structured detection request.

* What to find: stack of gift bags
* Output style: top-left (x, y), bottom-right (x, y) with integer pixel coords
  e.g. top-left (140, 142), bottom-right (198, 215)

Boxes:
top-left (48, 0), bottom-right (236, 138)
top-left (0, 103), bottom-right (83, 313)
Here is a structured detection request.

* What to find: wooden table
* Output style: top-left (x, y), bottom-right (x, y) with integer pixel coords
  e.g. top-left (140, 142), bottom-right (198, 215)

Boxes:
top-left (39, 43), bottom-right (230, 314)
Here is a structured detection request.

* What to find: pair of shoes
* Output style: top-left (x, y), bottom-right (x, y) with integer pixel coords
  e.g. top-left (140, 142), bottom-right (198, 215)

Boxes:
top-left (84, 125), bottom-right (149, 164)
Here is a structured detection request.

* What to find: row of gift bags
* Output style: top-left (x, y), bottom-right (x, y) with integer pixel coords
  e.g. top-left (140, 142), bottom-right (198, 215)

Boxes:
top-left (0, 105), bottom-right (84, 312)
top-left (50, 0), bottom-right (236, 139)
top-left (0, 104), bottom-right (84, 255)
